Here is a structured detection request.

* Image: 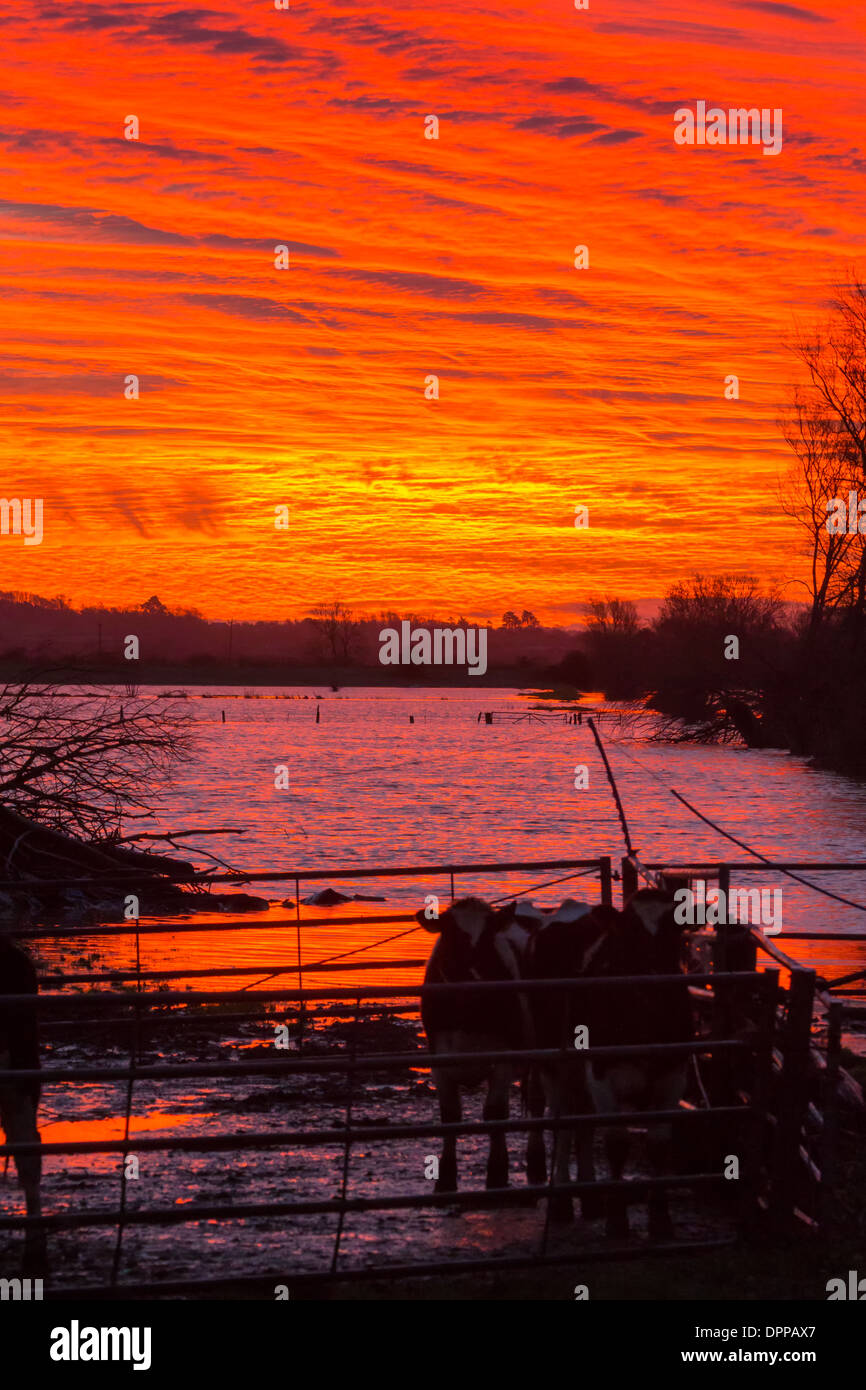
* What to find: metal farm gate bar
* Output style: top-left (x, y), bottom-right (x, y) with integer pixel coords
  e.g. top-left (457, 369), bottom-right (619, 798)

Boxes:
top-left (1, 849), bottom-right (855, 1298)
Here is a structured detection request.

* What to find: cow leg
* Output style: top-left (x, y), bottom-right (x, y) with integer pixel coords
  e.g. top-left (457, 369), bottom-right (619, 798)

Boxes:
top-left (542, 1066), bottom-right (574, 1223)
top-left (647, 1124), bottom-right (674, 1243)
top-left (604, 1125), bottom-right (630, 1239)
top-left (0, 1086), bottom-right (45, 1276)
top-left (588, 1065), bottom-right (631, 1237)
top-left (548, 1123), bottom-right (574, 1222)
top-left (591, 1067), bottom-right (632, 1238)
top-left (576, 1123), bottom-right (601, 1218)
top-left (647, 1065), bottom-right (686, 1242)
top-left (484, 1063), bottom-right (511, 1190)
top-left (573, 1068), bottom-right (602, 1219)
top-left (433, 1066), bottom-right (460, 1193)
top-left (524, 1067), bottom-right (547, 1187)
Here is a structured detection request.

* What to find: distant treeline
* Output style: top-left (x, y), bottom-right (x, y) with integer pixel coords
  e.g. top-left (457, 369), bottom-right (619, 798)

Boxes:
top-left (3, 577), bottom-right (865, 773)
top-left (0, 591), bottom-right (584, 683)
top-left (582, 572), bottom-right (865, 776)
top-left (588, 272), bottom-right (866, 778)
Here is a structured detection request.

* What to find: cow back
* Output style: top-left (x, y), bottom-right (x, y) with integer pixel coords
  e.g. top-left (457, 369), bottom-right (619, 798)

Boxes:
top-left (421, 905), bottom-right (530, 1050)
top-left (527, 900), bottom-right (692, 1051)
top-left (527, 906), bottom-right (620, 1049)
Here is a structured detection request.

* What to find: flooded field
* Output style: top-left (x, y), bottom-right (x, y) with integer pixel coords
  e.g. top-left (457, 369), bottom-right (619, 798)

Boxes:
top-left (3, 685), bottom-right (866, 1292)
top-left (34, 1009), bottom-right (742, 1295)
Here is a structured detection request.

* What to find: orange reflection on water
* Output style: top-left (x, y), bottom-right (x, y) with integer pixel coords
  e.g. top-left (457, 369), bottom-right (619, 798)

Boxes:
top-left (39, 1112), bottom-right (208, 1145)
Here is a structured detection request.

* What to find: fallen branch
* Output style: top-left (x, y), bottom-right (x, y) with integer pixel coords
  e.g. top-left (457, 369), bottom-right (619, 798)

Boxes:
top-left (115, 828), bottom-right (247, 842)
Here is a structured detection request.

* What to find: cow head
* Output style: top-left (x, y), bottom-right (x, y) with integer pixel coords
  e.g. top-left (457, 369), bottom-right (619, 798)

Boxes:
top-left (527, 901), bottom-right (618, 979)
top-left (415, 896), bottom-right (528, 980)
top-left (622, 887), bottom-right (685, 973)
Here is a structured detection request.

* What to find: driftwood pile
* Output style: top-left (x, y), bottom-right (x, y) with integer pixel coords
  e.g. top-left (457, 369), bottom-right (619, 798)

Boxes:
top-left (0, 805), bottom-right (267, 923)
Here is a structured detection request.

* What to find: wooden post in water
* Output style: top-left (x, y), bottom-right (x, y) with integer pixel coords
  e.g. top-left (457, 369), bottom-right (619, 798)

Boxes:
top-left (621, 856), bottom-right (638, 906)
top-left (221, 710), bottom-right (225, 723)
top-left (599, 856), bottom-right (612, 907)
top-left (316, 705), bottom-right (320, 724)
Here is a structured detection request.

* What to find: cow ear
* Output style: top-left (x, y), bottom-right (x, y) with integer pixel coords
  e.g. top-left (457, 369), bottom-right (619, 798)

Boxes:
top-left (415, 907), bottom-right (445, 933)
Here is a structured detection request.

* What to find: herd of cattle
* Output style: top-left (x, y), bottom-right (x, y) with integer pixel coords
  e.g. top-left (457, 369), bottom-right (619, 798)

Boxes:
top-left (0, 885), bottom-right (700, 1275)
top-left (417, 888), bottom-right (696, 1240)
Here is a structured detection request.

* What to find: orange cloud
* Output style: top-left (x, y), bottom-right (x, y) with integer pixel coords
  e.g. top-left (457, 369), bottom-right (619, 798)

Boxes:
top-left (1, 0), bottom-right (863, 620)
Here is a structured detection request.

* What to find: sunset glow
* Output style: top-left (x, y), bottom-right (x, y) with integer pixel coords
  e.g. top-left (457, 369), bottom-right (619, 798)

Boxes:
top-left (2, 0), bottom-right (864, 621)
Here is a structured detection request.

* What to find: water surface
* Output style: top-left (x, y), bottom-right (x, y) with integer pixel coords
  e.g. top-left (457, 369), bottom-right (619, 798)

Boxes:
top-left (38, 685), bottom-right (866, 992)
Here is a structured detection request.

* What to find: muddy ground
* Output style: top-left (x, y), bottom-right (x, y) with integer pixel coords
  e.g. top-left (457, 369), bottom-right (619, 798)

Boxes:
top-left (0, 1007), bottom-right (748, 1297)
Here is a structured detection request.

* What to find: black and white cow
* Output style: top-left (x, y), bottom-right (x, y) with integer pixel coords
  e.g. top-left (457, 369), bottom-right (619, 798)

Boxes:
top-left (0, 934), bottom-right (44, 1274)
top-left (527, 888), bottom-right (694, 1239)
top-left (416, 896), bottom-right (541, 1193)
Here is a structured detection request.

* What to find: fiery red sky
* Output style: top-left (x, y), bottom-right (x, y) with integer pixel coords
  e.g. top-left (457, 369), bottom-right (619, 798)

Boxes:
top-left (1, 0), bottom-right (864, 623)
